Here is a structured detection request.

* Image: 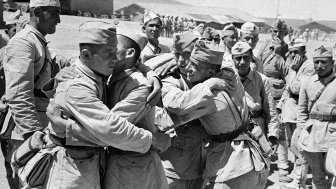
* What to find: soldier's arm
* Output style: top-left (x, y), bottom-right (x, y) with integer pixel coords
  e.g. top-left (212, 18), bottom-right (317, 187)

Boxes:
top-left (162, 76), bottom-right (214, 115)
top-left (4, 37), bottom-right (43, 137)
top-left (51, 80), bottom-right (153, 153)
top-left (296, 80), bottom-right (309, 129)
top-left (289, 62), bottom-right (315, 95)
top-left (261, 76), bottom-right (279, 139)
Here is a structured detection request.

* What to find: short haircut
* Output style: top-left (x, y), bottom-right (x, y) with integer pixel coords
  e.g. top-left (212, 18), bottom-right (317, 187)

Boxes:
top-left (118, 35), bottom-right (141, 60)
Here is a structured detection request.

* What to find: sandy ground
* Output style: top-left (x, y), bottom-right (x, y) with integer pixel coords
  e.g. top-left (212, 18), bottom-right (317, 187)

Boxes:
top-left (0, 10), bottom-right (335, 189)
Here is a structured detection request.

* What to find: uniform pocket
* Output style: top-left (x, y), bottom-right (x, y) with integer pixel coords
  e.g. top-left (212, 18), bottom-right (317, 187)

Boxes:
top-left (171, 135), bottom-right (196, 151)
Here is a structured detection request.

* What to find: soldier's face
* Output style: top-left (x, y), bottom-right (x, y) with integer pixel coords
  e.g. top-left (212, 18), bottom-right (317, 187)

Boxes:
top-left (240, 32), bottom-right (258, 49)
top-left (313, 57), bottom-right (334, 77)
top-left (39, 6), bottom-right (61, 35)
top-left (186, 61), bottom-right (212, 84)
top-left (143, 18), bottom-right (162, 40)
top-left (233, 51), bottom-right (252, 76)
top-left (91, 45), bottom-right (118, 76)
top-left (222, 34), bottom-right (238, 50)
top-left (174, 43), bottom-right (195, 76)
top-left (271, 28), bottom-right (285, 41)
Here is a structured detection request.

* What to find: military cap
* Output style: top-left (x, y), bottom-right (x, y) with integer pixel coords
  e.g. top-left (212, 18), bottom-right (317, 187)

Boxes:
top-left (222, 24), bottom-right (238, 37)
top-left (143, 9), bottom-right (160, 25)
top-left (78, 21), bottom-right (117, 45)
top-left (241, 22), bottom-right (259, 36)
top-left (190, 40), bottom-right (224, 65)
top-left (271, 19), bottom-right (286, 31)
top-left (117, 27), bottom-right (148, 51)
top-left (202, 27), bottom-right (220, 40)
top-left (231, 41), bottom-right (252, 55)
top-left (173, 31), bottom-right (199, 52)
top-left (30, 0), bottom-right (60, 8)
top-left (288, 38), bottom-right (305, 50)
top-left (6, 10), bottom-right (22, 25)
top-left (313, 46), bottom-right (333, 58)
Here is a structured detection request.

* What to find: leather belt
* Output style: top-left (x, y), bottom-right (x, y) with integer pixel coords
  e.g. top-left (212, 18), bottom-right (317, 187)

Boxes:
top-left (210, 121), bottom-right (249, 143)
top-left (309, 114), bottom-right (336, 122)
top-left (107, 146), bottom-right (151, 156)
top-left (49, 134), bottom-right (101, 150)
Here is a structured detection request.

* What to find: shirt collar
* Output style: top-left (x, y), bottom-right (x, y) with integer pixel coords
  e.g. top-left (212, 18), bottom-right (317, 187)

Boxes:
top-left (147, 41), bottom-right (161, 54)
top-left (25, 24), bottom-right (48, 45)
top-left (241, 69), bottom-right (254, 82)
top-left (75, 59), bottom-right (103, 84)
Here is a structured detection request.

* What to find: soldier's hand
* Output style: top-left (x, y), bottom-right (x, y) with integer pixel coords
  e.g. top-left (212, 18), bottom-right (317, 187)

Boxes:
top-left (55, 66), bottom-right (80, 83)
top-left (269, 136), bottom-right (279, 155)
top-left (204, 78), bottom-right (234, 92)
top-left (146, 77), bottom-right (162, 107)
top-left (46, 99), bottom-right (67, 137)
top-left (152, 132), bottom-right (171, 153)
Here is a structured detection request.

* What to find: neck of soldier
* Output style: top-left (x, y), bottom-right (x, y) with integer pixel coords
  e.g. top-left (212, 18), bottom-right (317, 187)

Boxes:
top-left (239, 67), bottom-right (251, 80)
top-left (113, 59), bottom-right (134, 76)
top-left (148, 38), bottom-right (159, 47)
top-left (30, 20), bottom-right (47, 36)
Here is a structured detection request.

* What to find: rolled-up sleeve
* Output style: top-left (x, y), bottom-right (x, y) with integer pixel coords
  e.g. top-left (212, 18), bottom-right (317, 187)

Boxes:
top-left (54, 81), bottom-right (153, 153)
top-left (4, 38), bottom-right (43, 135)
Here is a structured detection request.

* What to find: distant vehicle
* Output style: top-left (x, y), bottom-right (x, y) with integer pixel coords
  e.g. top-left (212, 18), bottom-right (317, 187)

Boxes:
top-left (3, 0), bottom-right (115, 19)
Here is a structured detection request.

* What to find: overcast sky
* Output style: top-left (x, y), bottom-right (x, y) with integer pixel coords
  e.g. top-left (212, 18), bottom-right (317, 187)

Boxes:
top-left (177, 0), bottom-right (336, 21)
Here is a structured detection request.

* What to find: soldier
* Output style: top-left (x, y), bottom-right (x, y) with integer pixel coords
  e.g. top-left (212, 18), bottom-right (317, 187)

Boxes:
top-left (302, 29), bottom-right (309, 43)
top-left (149, 31), bottom-right (211, 189)
top-left (298, 46), bottom-right (336, 189)
top-left (256, 19), bottom-right (290, 182)
top-left (202, 27), bottom-right (220, 45)
top-left (240, 22), bottom-right (263, 73)
top-left (278, 39), bottom-right (315, 189)
top-left (232, 41), bottom-right (279, 156)
top-left (221, 24), bottom-right (239, 68)
top-left (141, 10), bottom-right (169, 63)
top-left (2, 0), bottom-right (80, 187)
top-left (38, 21), bottom-right (169, 188)
top-left (100, 28), bottom-right (168, 189)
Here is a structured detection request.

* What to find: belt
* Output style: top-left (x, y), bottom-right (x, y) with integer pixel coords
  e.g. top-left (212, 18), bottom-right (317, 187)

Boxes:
top-left (184, 119), bottom-right (202, 127)
top-left (309, 114), bottom-right (336, 122)
top-left (49, 134), bottom-right (101, 150)
top-left (250, 110), bottom-right (264, 118)
top-left (210, 121), bottom-right (249, 143)
top-left (107, 146), bottom-right (151, 156)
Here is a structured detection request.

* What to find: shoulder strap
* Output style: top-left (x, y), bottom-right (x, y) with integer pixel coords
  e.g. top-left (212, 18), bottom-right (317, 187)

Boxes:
top-left (33, 36), bottom-right (50, 83)
top-left (309, 76), bottom-right (336, 112)
top-left (222, 92), bottom-right (244, 128)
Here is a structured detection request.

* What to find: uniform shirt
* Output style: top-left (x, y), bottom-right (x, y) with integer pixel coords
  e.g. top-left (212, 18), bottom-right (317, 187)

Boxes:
top-left (280, 58), bottom-right (315, 123)
top-left (241, 70), bottom-right (279, 139)
top-left (157, 70), bottom-right (262, 182)
top-left (4, 25), bottom-right (55, 140)
top-left (107, 67), bottom-right (156, 132)
top-left (257, 39), bottom-right (289, 100)
top-left (140, 41), bottom-right (170, 63)
top-left (47, 59), bottom-right (153, 153)
top-left (0, 34), bottom-right (9, 49)
top-left (157, 73), bottom-right (210, 179)
top-left (297, 72), bottom-right (336, 152)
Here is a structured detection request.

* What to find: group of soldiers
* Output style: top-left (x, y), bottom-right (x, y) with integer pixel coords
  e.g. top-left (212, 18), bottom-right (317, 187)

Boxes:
top-left (156, 12), bottom-right (197, 38)
top-left (0, 0), bottom-right (336, 189)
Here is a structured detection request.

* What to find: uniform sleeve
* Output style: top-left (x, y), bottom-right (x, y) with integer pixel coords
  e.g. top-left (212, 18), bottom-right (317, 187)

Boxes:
top-left (261, 77), bottom-right (279, 139)
top-left (162, 76), bottom-right (214, 115)
top-left (53, 81), bottom-right (153, 153)
top-left (296, 80), bottom-right (309, 129)
top-left (4, 37), bottom-right (43, 136)
top-left (289, 62), bottom-right (315, 95)
top-left (110, 82), bottom-right (151, 125)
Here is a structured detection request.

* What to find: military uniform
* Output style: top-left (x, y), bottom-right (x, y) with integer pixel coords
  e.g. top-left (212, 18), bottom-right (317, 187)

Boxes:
top-left (101, 29), bottom-right (168, 189)
top-left (298, 46), bottom-right (336, 189)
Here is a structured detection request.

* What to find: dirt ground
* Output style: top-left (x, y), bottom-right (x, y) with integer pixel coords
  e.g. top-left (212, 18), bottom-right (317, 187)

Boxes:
top-left (0, 10), bottom-right (334, 189)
